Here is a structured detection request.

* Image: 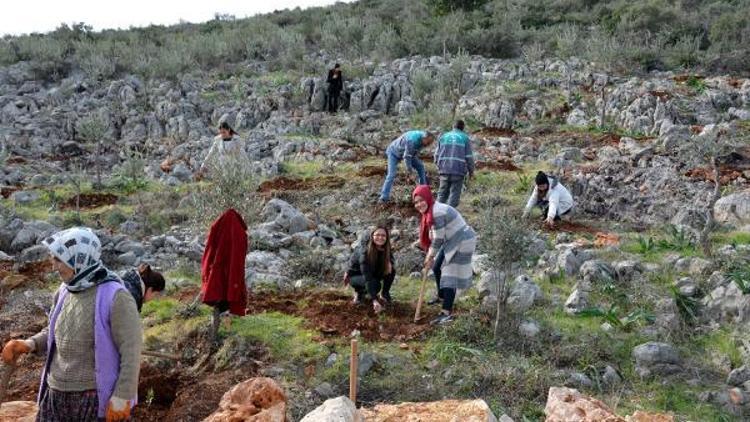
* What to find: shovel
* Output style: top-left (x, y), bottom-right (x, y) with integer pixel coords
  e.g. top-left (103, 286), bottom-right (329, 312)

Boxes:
top-left (0, 361), bottom-right (16, 403)
top-left (413, 269), bottom-right (429, 323)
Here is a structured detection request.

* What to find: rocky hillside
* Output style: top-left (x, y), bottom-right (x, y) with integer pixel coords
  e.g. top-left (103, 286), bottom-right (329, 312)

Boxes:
top-left (1, 48), bottom-right (750, 421)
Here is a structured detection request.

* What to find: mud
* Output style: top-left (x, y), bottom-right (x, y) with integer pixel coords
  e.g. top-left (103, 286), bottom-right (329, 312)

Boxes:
top-left (60, 193), bottom-right (119, 210)
top-left (358, 166), bottom-right (387, 177)
top-left (258, 176), bottom-right (346, 193)
top-left (476, 159), bottom-right (521, 172)
top-left (374, 199), bottom-right (420, 219)
top-left (473, 127), bottom-right (517, 138)
top-left (246, 290), bottom-right (434, 342)
top-left (0, 186), bottom-right (20, 199)
top-left (542, 220), bottom-right (602, 235)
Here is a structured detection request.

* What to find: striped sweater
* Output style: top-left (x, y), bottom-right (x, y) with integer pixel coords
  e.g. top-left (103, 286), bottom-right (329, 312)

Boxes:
top-left (429, 202), bottom-right (475, 258)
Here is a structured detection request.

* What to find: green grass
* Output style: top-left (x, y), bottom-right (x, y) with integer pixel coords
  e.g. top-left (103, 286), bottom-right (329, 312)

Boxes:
top-left (713, 231), bottom-right (750, 246)
top-left (695, 329), bottom-right (744, 369)
top-left (226, 311), bottom-right (327, 362)
top-left (141, 298), bottom-right (181, 324)
top-left (617, 381), bottom-right (734, 421)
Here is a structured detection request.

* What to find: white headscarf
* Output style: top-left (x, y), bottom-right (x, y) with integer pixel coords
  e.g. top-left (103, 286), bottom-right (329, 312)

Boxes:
top-left (43, 227), bottom-right (112, 292)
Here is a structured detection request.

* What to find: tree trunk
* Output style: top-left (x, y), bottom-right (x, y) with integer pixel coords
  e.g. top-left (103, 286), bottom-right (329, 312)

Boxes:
top-left (494, 266), bottom-right (511, 340)
top-left (699, 157), bottom-right (721, 258)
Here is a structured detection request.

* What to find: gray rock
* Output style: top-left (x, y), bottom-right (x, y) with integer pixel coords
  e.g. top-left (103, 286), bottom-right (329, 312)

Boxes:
top-left (0, 251), bottom-right (13, 261)
top-left (16, 244), bottom-right (49, 264)
top-left (564, 286), bottom-right (588, 315)
top-left (579, 260), bottom-right (615, 284)
top-left (519, 319), bottom-right (541, 339)
top-left (715, 191), bottom-right (750, 226)
top-left (10, 190), bottom-right (39, 205)
top-left (689, 258), bottom-right (713, 276)
top-left (675, 277), bottom-right (698, 297)
top-left (119, 220), bottom-right (140, 235)
top-left (313, 382), bottom-right (336, 399)
top-left (506, 275), bottom-right (542, 313)
top-left (115, 240), bottom-right (145, 257)
top-left (325, 353), bottom-right (338, 368)
top-left (262, 199), bottom-right (311, 234)
top-left (116, 251), bottom-right (137, 266)
top-left (299, 396), bottom-right (361, 422)
top-left (633, 342), bottom-right (682, 377)
top-left (728, 366), bottom-right (750, 387)
top-left (703, 279), bottom-right (750, 324)
top-left (171, 163), bottom-right (193, 182)
top-left (565, 372), bottom-right (593, 388)
top-left (251, 229), bottom-right (294, 251)
top-left (602, 365), bottom-right (622, 386)
top-left (613, 260), bottom-right (642, 282)
top-left (358, 352), bottom-right (377, 376)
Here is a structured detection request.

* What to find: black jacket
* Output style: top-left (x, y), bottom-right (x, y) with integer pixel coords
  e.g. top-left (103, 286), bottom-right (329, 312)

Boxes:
top-left (327, 69), bottom-right (343, 92)
top-left (347, 245), bottom-right (394, 283)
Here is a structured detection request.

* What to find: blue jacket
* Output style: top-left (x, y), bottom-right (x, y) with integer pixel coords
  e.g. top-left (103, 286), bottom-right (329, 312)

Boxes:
top-left (386, 130), bottom-right (427, 172)
top-left (434, 129), bottom-right (475, 176)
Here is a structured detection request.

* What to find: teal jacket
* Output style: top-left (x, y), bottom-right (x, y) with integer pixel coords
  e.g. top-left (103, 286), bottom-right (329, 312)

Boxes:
top-left (434, 129), bottom-right (475, 176)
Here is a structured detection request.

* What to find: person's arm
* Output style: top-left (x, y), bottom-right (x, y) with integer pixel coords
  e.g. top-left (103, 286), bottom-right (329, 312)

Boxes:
top-left (200, 139), bottom-right (220, 172)
top-left (326, 70), bottom-right (334, 84)
top-left (547, 189), bottom-right (560, 221)
top-left (522, 187), bottom-right (538, 218)
top-left (358, 248), bottom-right (376, 285)
top-left (111, 291), bottom-right (143, 400)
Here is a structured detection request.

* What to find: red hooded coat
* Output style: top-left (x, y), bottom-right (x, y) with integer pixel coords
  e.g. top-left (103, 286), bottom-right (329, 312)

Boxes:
top-left (201, 209), bottom-right (248, 316)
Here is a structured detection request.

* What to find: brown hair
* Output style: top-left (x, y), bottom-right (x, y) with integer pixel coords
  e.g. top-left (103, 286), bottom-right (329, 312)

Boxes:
top-left (366, 225), bottom-right (392, 276)
top-left (138, 264), bottom-right (166, 292)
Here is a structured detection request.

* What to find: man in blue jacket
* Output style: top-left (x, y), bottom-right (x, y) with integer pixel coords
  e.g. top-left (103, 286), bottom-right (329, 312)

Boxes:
top-left (434, 120), bottom-right (474, 207)
top-left (379, 130), bottom-right (435, 203)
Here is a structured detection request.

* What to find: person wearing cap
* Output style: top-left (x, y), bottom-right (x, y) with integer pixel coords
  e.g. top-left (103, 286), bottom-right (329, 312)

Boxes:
top-left (379, 130), bottom-right (435, 203)
top-left (1, 227), bottom-right (142, 422)
top-left (523, 171), bottom-right (574, 228)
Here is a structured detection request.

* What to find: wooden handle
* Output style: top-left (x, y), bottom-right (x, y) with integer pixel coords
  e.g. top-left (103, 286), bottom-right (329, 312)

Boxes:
top-left (414, 269), bottom-right (428, 322)
top-left (0, 361), bottom-right (17, 403)
top-left (349, 339), bottom-right (358, 404)
top-left (141, 350), bottom-right (180, 361)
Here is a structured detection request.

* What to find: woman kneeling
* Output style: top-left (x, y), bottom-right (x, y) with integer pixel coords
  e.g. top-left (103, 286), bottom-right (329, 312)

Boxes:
top-left (344, 225), bottom-right (395, 314)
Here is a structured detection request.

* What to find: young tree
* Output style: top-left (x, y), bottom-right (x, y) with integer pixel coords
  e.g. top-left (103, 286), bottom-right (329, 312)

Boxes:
top-left (76, 113), bottom-right (108, 189)
top-left (479, 205), bottom-right (532, 339)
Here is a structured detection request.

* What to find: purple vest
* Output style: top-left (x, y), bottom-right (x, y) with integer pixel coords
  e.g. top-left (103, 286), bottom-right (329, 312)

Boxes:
top-left (39, 281), bottom-right (137, 418)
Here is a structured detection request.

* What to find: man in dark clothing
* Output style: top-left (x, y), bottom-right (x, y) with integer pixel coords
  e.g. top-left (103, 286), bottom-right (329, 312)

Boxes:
top-left (327, 63), bottom-right (343, 113)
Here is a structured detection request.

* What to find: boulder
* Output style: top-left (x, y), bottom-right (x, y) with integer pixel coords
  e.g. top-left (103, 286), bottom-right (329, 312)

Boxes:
top-left (262, 199), bottom-right (312, 235)
top-left (506, 275), bottom-right (542, 313)
top-left (703, 280), bottom-right (750, 324)
top-left (300, 396), bottom-right (362, 422)
top-left (359, 399), bottom-right (498, 422)
top-left (579, 260), bottom-right (615, 284)
top-left (16, 244), bottom-right (49, 264)
top-left (727, 366), bottom-right (750, 387)
top-left (202, 377), bottom-right (286, 422)
top-left (544, 387), bottom-right (674, 422)
top-left (564, 285), bottom-right (588, 315)
top-left (714, 190), bottom-right (750, 225)
top-left (0, 401), bottom-right (37, 422)
top-left (632, 342), bottom-right (682, 377)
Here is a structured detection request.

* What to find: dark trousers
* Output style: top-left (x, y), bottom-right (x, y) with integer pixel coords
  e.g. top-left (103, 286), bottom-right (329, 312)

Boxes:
top-left (328, 90), bottom-right (341, 112)
top-left (432, 248), bottom-right (456, 312)
top-left (353, 272), bottom-right (395, 300)
top-left (437, 174), bottom-right (465, 208)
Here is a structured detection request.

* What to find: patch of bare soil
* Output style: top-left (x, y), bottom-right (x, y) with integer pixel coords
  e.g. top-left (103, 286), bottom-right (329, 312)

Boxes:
top-left (258, 176), bottom-right (346, 193)
top-left (473, 127), bottom-right (517, 138)
top-left (358, 166), bottom-right (387, 177)
top-left (476, 159), bottom-right (521, 172)
top-left (373, 199), bottom-right (420, 219)
top-left (247, 290), bottom-right (434, 342)
top-left (542, 220), bottom-right (602, 235)
top-left (0, 260), bottom-right (53, 294)
top-left (60, 193), bottom-right (119, 210)
top-left (0, 186), bottom-right (20, 199)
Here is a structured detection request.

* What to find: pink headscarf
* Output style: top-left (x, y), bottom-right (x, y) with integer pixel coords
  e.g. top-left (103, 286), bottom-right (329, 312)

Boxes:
top-left (412, 185), bottom-right (435, 251)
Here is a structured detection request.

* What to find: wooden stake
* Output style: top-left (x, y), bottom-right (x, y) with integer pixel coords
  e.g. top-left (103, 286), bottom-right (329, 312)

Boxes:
top-left (414, 269), bottom-right (428, 322)
top-left (0, 361), bottom-right (16, 403)
top-left (349, 339), bottom-right (358, 403)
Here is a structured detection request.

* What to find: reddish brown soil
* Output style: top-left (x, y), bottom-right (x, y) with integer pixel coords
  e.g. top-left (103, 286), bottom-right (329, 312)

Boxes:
top-left (246, 290), bottom-right (434, 342)
top-left (60, 193), bottom-right (119, 210)
top-left (542, 220), bottom-right (601, 235)
top-left (473, 127), bottom-right (517, 138)
top-left (374, 199), bottom-right (420, 218)
top-left (0, 260), bottom-right (53, 293)
top-left (476, 159), bottom-right (521, 172)
top-left (5, 156), bottom-right (27, 164)
top-left (685, 166), bottom-right (749, 185)
top-left (649, 90), bottom-right (672, 101)
top-left (358, 166), bottom-right (387, 177)
top-left (258, 176), bottom-right (346, 193)
top-left (0, 186), bottom-right (20, 199)
top-left (673, 74), bottom-right (704, 83)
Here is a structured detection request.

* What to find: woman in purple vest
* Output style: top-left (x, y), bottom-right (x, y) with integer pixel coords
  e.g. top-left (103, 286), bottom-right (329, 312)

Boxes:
top-left (1, 227), bottom-right (142, 422)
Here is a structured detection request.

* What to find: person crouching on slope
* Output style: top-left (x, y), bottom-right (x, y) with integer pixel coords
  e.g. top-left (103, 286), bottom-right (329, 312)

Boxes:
top-left (344, 225), bottom-right (396, 314)
top-left (120, 263), bottom-right (166, 312)
top-left (522, 171), bottom-right (574, 229)
top-left (2, 227), bottom-right (142, 422)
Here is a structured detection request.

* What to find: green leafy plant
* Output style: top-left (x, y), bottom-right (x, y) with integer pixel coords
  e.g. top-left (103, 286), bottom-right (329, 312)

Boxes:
top-left (577, 305), bottom-right (654, 331)
top-left (670, 286), bottom-right (699, 323)
top-left (512, 173), bottom-right (533, 195)
top-left (727, 263), bottom-right (750, 294)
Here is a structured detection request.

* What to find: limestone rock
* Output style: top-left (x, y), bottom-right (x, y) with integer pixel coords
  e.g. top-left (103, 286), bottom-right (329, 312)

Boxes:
top-left (714, 190), bottom-right (750, 225)
top-left (300, 396), bottom-right (362, 422)
top-left (632, 342), bottom-right (682, 377)
top-left (544, 387), bottom-right (674, 422)
top-left (203, 377), bottom-right (286, 422)
top-left (360, 399), bottom-right (498, 422)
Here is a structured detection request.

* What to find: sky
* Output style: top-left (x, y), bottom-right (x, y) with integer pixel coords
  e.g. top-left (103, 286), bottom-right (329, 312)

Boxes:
top-left (1, 0), bottom-right (355, 36)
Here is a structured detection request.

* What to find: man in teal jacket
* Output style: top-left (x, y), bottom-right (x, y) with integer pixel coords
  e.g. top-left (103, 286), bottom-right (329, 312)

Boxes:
top-left (379, 130), bottom-right (435, 203)
top-left (434, 120), bottom-right (474, 207)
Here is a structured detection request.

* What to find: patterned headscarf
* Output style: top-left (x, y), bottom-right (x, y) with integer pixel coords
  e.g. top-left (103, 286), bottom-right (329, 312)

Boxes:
top-left (43, 227), bottom-right (112, 292)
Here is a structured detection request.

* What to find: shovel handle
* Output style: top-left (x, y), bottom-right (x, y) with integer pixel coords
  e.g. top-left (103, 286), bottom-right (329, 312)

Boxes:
top-left (414, 269), bottom-right (428, 323)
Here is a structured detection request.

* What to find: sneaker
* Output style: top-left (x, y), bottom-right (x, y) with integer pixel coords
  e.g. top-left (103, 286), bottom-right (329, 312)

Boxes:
top-left (380, 293), bottom-right (392, 304)
top-left (373, 301), bottom-right (384, 314)
top-left (352, 292), bottom-right (363, 305)
top-left (426, 296), bottom-right (441, 306)
top-left (430, 313), bottom-right (454, 325)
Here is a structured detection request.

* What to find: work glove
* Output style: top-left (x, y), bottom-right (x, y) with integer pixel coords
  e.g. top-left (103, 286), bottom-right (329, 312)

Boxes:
top-left (105, 397), bottom-right (131, 422)
top-left (1, 339), bottom-right (33, 365)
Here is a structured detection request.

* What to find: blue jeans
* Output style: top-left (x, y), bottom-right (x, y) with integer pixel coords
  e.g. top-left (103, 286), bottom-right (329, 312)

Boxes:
top-left (379, 152), bottom-right (427, 201)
